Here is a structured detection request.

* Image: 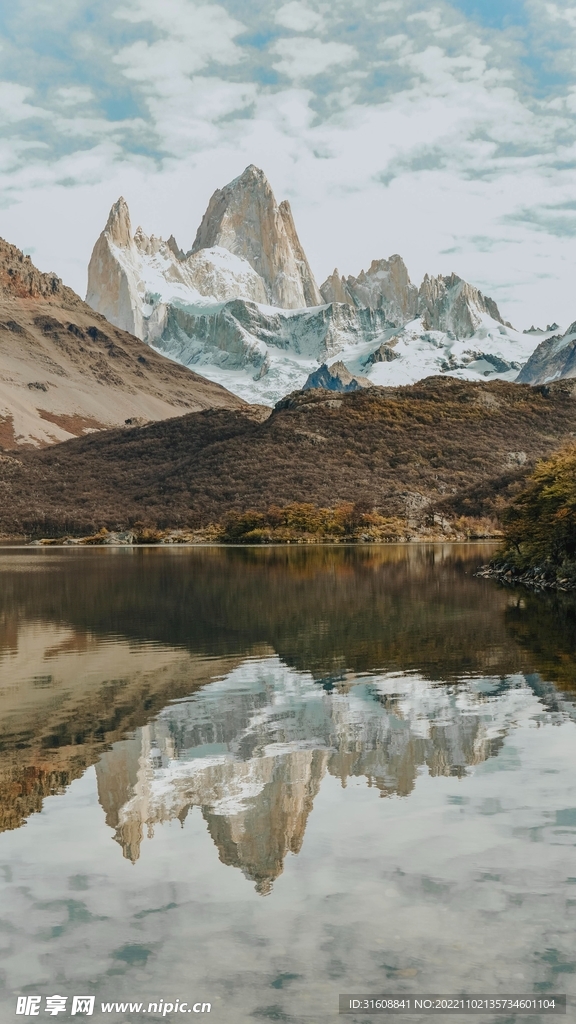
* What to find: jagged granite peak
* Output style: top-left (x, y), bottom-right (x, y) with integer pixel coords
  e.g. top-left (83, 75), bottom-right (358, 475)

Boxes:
top-left (516, 323), bottom-right (576, 384)
top-left (167, 235), bottom-right (185, 261)
top-left (104, 196), bottom-right (132, 248)
top-left (353, 256), bottom-right (418, 321)
top-left (418, 273), bottom-right (505, 338)
top-left (278, 199), bottom-right (322, 307)
top-left (87, 199), bottom-right (141, 336)
top-left (320, 268), bottom-right (355, 306)
top-left (321, 261), bottom-right (508, 341)
top-left (87, 195), bottom-right (269, 338)
top-left (321, 255), bottom-right (418, 323)
top-left (191, 164), bottom-right (322, 308)
top-left (302, 361), bottom-right (372, 393)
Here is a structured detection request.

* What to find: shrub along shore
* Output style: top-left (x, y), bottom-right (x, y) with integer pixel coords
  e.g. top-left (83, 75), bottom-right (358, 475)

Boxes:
top-left (476, 446), bottom-right (576, 591)
top-left (24, 503), bottom-right (500, 546)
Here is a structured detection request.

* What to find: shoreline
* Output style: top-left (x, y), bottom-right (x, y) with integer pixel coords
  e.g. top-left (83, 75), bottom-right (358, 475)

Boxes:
top-left (0, 519), bottom-right (503, 549)
top-left (475, 562), bottom-right (576, 592)
top-left (0, 538), bottom-right (502, 550)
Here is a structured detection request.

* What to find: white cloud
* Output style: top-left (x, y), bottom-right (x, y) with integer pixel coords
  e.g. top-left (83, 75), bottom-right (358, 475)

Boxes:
top-left (545, 4), bottom-right (576, 28)
top-left (271, 37), bottom-right (357, 79)
top-left (0, 83), bottom-right (50, 124)
top-left (379, 34), bottom-right (412, 53)
top-left (114, 0), bottom-right (245, 87)
top-left (407, 9), bottom-right (444, 29)
top-left (55, 86), bottom-right (94, 106)
top-left (275, 2), bottom-right (323, 33)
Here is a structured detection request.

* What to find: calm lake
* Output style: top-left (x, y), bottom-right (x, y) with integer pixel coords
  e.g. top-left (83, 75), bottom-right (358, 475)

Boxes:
top-left (1, 544), bottom-right (575, 1023)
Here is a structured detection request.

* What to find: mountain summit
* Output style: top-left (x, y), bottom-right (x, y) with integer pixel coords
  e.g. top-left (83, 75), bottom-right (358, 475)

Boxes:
top-left (86, 166), bottom-right (540, 405)
top-left (86, 165), bottom-right (322, 343)
top-left (191, 165), bottom-right (322, 308)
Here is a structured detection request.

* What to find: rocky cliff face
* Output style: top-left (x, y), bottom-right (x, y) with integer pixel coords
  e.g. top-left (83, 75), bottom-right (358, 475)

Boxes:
top-left (320, 255), bottom-right (418, 323)
top-left (320, 262), bottom-right (505, 340)
top-left (515, 323), bottom-right (576, 384)
top-left (191, 165), bottom-right (322, 308)
top-left (418, 273), bottom-right (505, 337)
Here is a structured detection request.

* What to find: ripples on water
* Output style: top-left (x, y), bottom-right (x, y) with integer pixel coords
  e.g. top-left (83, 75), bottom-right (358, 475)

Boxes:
top-left (0, 544), bottom-right (575, 1022)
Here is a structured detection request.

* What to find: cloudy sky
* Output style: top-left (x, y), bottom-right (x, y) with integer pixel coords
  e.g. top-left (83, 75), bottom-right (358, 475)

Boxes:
top-left (1, 0), bottom-right (576, 327)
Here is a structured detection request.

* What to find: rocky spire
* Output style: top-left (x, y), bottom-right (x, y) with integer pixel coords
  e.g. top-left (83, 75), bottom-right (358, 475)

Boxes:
top-left (191, 165), bottom-right (322, 309)
top-left (278, 199), bottom-right (322, 306)
top-left (321, 255), bottom-right (418, 324)
top-left (86, 197), bottom-right (141, 336)
top-left (104, 197), bottom-right (132, 249)
top-left (418, 273), bottom-right (504, 337)
top-left (320, 268), bottom-right (355, 306)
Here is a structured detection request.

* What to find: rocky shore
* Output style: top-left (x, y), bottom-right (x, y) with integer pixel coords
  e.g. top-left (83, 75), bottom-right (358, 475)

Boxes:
top-left (475, 562), bottom-right (576, 592)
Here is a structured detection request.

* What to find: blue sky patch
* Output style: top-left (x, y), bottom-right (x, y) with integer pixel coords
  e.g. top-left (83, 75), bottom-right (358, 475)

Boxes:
top-left (449, 0), bottom-right (528, 30)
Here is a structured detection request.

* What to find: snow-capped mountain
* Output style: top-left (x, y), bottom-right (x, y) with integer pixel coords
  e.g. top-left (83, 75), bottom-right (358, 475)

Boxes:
top-left (516, 322), bottom-right (576, 384)
top-left (86, 166), bottom-right (542, 405)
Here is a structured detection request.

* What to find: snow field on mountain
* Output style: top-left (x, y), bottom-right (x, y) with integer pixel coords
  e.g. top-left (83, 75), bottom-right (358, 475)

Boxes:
top-left (86, 166), bottom-right (563, 404)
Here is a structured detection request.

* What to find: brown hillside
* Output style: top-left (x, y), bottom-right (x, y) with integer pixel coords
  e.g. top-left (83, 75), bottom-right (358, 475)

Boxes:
top-left (0, 237), bottom-right (244, 447)
top-left (2, 376), bottom-right (576, 537)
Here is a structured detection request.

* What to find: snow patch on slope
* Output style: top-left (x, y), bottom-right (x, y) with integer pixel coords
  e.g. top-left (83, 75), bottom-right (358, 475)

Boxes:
top-left (148, 305), bottom-right (542, 405)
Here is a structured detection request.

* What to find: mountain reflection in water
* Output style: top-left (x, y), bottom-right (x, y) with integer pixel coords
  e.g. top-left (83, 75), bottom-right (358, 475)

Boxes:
top-left (1, 543), bottom-right (576, 893)
top-left (97, 661), bottom-right (522, 889)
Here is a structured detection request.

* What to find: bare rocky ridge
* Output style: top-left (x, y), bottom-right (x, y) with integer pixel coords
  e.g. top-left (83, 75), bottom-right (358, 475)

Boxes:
top-left (320, 261), bottom-right (506, 338)
top-left (516, 322), bottom-right (576, 384)
top-left (0, 237), bottom-right (244, 447)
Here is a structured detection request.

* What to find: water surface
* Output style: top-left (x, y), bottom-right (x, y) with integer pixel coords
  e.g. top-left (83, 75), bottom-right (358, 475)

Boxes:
top-left (1, 544), bottom-right (575, 1022)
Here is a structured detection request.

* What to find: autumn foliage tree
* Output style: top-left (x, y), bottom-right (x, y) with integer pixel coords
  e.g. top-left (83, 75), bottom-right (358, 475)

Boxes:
top-left (502, 446), bottom-right (576, 571)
